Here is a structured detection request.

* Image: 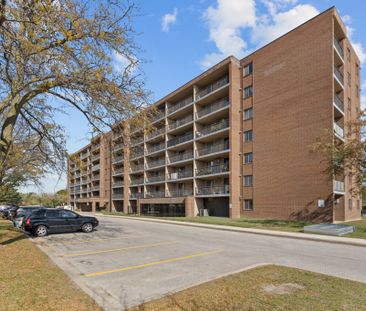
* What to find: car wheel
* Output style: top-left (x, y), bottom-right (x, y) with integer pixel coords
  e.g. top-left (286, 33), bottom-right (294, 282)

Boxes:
top-left (81, 223), bottom-right (93, 233)
top-left (35, 225), bottom-right (48, 237)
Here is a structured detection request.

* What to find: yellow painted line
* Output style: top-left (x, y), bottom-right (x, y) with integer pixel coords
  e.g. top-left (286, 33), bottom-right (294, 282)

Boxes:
top-left (59, 235), bottom-right (146, 246)
top-left (84, 249), bottom-right (223, 277)
top-left (64, 241), bottom-right (175, 257)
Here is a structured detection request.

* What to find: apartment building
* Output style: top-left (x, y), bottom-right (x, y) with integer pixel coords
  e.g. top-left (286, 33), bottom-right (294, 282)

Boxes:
top-left (68, 7), bottom-right (362, 222)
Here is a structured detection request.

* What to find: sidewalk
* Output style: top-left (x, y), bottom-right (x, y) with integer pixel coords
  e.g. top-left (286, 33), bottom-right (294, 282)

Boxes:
top-left (93, 213), bottom-right (366, 248)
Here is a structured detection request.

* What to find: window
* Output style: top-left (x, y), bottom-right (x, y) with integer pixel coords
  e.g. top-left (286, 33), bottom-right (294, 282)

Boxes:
top-left (347, 72), bottom-right (351, 86)
top-left (244, 86), bottom-right (253, 98)
top-left (244, 107), bottom-right (253, 120)
top-left (349, 199), bottom-right (353, 210)
top-left (61, 210), bottom-right (77, 218)
top-left (46, 210), bottom-right (61, 218)
top-left (356, 63), bottom-right (359, 76)
top-left (244, 152), bottom-right (253, 164)
top-left (347, 48), bottom-right (351, 62)
top-left (348, 98), bottom-right (352, 112)
top-left (244, 130), bottom-right (253, 142)
top-left (244, 63), bottom-right (253, 76)
top-left (356, 85), bottom-right (359, 98)
top-left (244, 199), bottom-right (253, 210)
top-left (244, 175), bottom-right (253, 187)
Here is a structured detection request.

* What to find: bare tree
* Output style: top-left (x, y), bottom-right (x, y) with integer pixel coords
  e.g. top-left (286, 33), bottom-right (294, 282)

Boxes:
top-left (0, 0), bottom-right (148, 185)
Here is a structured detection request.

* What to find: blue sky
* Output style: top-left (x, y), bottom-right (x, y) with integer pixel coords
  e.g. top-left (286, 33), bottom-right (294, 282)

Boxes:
top-left (22, 0), bottom-right (366, 194)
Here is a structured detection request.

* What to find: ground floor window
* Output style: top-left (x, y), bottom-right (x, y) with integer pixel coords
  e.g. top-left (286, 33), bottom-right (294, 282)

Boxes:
top-left (244, 199), bottom-right (253, 211)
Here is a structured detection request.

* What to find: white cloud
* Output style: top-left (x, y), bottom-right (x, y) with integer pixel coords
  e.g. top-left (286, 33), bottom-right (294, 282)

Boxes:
top-left (113, 51), bottom-right (138, 74)
top-left (162, 8), bottom-right (178, 32)
top-left (200, 0), bottom-right (256, 68)
top-left (252, 4), bottom-right (319, 45)
top-left (352, 42), bottom-right (366, 64)
top-left (341, 15), bottom-right (366, 64)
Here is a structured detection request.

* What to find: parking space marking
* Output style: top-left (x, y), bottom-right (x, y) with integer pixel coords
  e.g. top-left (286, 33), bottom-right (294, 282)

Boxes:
top-left (63, 241), bottom-right (176, 257)
top-left (84, 249), bottom-right (223, 277)
top-left (56, 235), bottom-right (146, 246)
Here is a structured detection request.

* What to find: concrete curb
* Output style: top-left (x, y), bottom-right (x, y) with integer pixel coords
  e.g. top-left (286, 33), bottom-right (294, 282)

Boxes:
top-left (91, 213), bottom-right (366, 248)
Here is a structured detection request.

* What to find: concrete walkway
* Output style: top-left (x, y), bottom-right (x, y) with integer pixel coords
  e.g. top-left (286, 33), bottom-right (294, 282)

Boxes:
top-left (93, 213), bottom-right (366, 247)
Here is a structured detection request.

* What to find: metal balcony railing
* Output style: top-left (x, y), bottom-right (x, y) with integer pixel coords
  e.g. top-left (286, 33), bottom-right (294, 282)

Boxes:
top-left (196, 119), bottom-right (229, 138)
top-left (130, 147), bottom-right (144, 159)
top-left (91, 174), bottom-right (100, 181)
top-left (167, 132), bottom-right (193, 148)
top-left (113, 168), bottom-right (123, 176)
top-left (168, 189), bottom-right (193, 197)
top-left (146, 175), bottom-right (165, 183)
top-left (80, 152), bottom-right (90, 159)
top-left (113, 143), bottom-right (124, 151)
top-left (92, 143), bottom-right (100, 150)
top-left (150, 110), bottom-right (165, 122)
top-left (112, 181), bottom-right (123, 187)
top-left (196, 76), bottom-right (229, 99)
top-left (147, 158), bottom-right (165, 168)
top-left (130, 192), bottom-right (143, 199)
top-left (145, 191), bottom-right (165, 198)
top-left (112, 156), bottom-right (124, 164)
top-left (196, 98), bottom-right (229, 118)
top-left (168, 114), bottom-right (193, 131)
top-left (197, 142), bottom-right (229, 157)
top-left (334, 65), bottom-right (344, 85)
top-left (130, 177), bottom-right (144, 185)
top-left (168, 96), bottom-right (193, 114)
top-left (146, 126), bottom-right (165, 140)
top-left (196, 185), bottom-right (230, 195)
top-left (333, 180), bottom-right (345, 193)
top-left (196, 163), bottom-right (229, 176)
top-left (112, 193), bottom-right (123, 200)
top-left (334, 37), bottom-right (344, 58)
top-left (167, 170), bottom-right (193, 180)
top-left (334, 94), bottom-right (344, 112)
top-left (131, 136), bottom-right (144, 146)
top-left (334, 122), bottom-right (344, 139)
top-left (147, 142), bottom-right (165, 154)
top-left (91, 186), bottom-right (100, 191)
top-left (91, 164), bottom-right (100, 171)
top-left (91, 154), bottom-right (100, 162)
top-left (130, 164), bottom-right (144, 172)
top-left (168, 151), bottom-right (193, 163)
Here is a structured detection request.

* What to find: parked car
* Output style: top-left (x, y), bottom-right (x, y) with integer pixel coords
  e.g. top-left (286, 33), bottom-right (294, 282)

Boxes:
top-left (1, 205), bottom-right (20, 220)
top-left (23, 209), bottom-right (99, 237)
top-left (13, 206), bottom-right (47, 228)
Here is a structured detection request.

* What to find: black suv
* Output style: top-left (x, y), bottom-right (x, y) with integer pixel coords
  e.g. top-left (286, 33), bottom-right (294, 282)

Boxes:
top-left (23, 209), bottom-right (99, 237)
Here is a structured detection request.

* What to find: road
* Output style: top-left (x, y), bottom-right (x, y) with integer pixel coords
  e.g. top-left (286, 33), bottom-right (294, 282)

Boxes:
top-left (34, 216), bottom-right (366, 311)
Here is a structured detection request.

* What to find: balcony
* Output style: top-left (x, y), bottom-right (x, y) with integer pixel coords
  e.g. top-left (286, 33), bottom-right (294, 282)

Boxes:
top-left (334, 123), bottom-right (344, 140)
top-left (168, 114), bottom-right (193, 131)
top-left (196, 163), bottom-right (229, 176)
top-left (333, 37), bottom-right (344, 59)
top-left (130, 192), bottom-right (143, 199)
top-left (130, 177), bottom-right (144, 185)
top-left (130, 163), bottom-right (144, 172)
top-left (167, 132), bottom-right (193, 148)
top-left (196, 142), bottom-right (229, 157)
top-left (196, 98), bottom-right (229, 119)
top-left (91, 186), bottom-right (100, 191)
top-left (92, 143), bottom-right (100, 150)
top-left (168, 96), bottom-right (193, 114)
top-left (112, 155), bottom-right (124, 164)
top-left (333, 180), bottom-right (345, 194)
top-left (112, 193), bottom-right (123, 200)
top-left (113, 168), bottom-right (123, 176)
top-left (91, 174), bottom-right (100, 181)
top-left (333, 94), bottom-right (344, 113)
top-left (146, 142), bottom-right (165, 155)
top-left (146, 175), bottom-right (165, 183)
top-left (196, 76), bottom-right (229, 99)
top-left (196, 119), bottom-right (229, 138)
top-left (91, 154), bottom-right (100, 162)
top-left (130, 147), bottom-right (144, 159)
top-left (334, 65), bottom-right (344, 87)
top-left (91, 164), bottom-right (100, 171)
top-left (131, 136), bottom-right (144, 146)
top-left (150, 110), bottom-right (165, 122)
top-left (145, 191), bottom-right (165, 198)
top-left (80, 152), bottom-right (90, 160)
top-left (146, 126), bottom-right (165, 140)
top-left (112, 181), bottom-right (123, 188)
top-left (196, 185), bottom-right (230, 196)
top-left (168, 151), bottom-right (193, 164)
top-left (113, 143), bottom-right (124, 152)
top-left (167, 170), bottom-right (193, 180)
top-left (147, 158), bottom-right (165, 169)
top-left (168, 189), bottom-right (193, 197)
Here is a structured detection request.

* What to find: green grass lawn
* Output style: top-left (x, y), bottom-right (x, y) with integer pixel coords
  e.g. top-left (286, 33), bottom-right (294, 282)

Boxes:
top-left (345, 217), bottom-right (366, 239)
top-left (130, 265), bottom-right (366, 311)
top-left (0, 219), bottom-right (101, 311)
top-left (100, 210), bottom-right (127, 217)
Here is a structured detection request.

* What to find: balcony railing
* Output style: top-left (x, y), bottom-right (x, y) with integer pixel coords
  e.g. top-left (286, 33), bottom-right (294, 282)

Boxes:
top-left (150, 110), bottom-right (165, 122)
top-left (168, 114), bottom-right (193, 131)
top-left (167, 189), bottom-right (193, 197)
top-left (113, 156), bottom-right (124, 164)
top-left (130, 177), bottom-right (144, 185)
top-left (334, 122), bottom-right (344, 139)
top-left (167, 170), bottom-right (193, 180)
top-left (112, 193), bottom-right (123, 200)
top-left (334, 94), bottom-right (344, 112)
top-left (92, 143), bottom-right (100, 150)
top-left (197, 142), bottom-right (229, 157)
top-left (196, 98), bottom-right (229, 119)
top-left (113, 168), bottom-right (123, 176)
top-left (130, 192), bottom-right (143, 199)
top-left (333, 180), bottom-right (345, 193)
top-left (80, 152), bottom-right (90, 159)
top-left (197, 76), bottom-right (229, 99)
top-left (168, 151), bottom-right (193, 163)
top-left (167, 132), bottom-right (193, 148)
top-left (112, 181), bottom-right (123, 187)
top-left (91, 164), bottom-right (100, 171)
top-left (334, 37), bottom-right (344, 58)
top-left (91, 186), bottom-right (100, 191)
top-left (196, 185), bottom-right (230, 196)
top-left (113, 143), bottom-right (124, 151)
top-left (91, 174), bottom-right (100, 181)
top-left (146, 175), bottom-right (165, 183)
top-left (334, 65), bottom-right (344, 85)
top-left (168, 96), bottom-right (193, 114)
top-left (147, 142), bottom-right (165, 154)
top-left (130, 147), bottom-right (144, 159)
top-left (147, 158), bottom-right (165, 168)
top-left (196, 119), bottom-right (229, 138)
top-left (196, 163), bottom-right (229, 176)
top-left (130, 164), bottom-right (144, 172)
top-left (145, 191), bottom-right (165, 198)
top-left (146, 126), bottom-right (165, 140)
top-left (131, 136), bottom-right (144, 146)
top-left (91, 154), bottom-right (100, 162)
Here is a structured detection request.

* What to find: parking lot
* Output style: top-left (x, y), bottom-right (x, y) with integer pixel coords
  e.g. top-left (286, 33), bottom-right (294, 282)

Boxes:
top-left (34, 215), bottom-right (366, 311)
